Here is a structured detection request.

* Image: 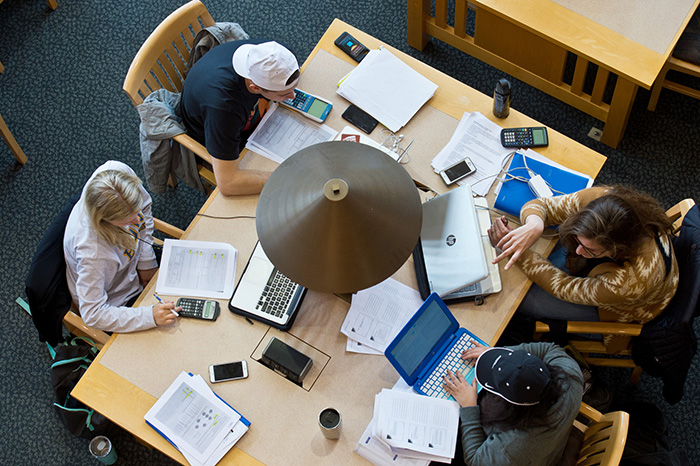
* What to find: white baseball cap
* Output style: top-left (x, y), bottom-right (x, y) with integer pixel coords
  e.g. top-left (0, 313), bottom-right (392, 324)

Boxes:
top-left (232, 41), bottom-right (299, 91)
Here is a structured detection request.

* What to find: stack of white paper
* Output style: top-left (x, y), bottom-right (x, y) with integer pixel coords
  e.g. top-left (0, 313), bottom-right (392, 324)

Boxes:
top-left (245, 103), bottom-right (338, 163)
top-left (355, 389), bottom-right (459, 465)
top-left (431, 111), bottom-right (514, 196)
top-left (144, 371), bottom-right (250, 466)
top-left (354, 421), bottom-right (430, 466)
top-left (337, 47), bottom-right (438, 132)
top-left (341, 278), bottom-right (424, 355)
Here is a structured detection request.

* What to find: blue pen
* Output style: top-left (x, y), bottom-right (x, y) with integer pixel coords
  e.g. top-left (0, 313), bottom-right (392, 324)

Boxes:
top-left (154, 293), bottom-right (179, 317)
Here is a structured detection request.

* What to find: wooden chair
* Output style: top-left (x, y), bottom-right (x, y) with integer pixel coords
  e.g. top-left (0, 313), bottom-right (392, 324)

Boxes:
top-left (647, 56), bottom-right (700, 111)
top-left (1, 113), bottom-right (28, 165)
top-left (534, 199), bottom-right (696, 384)
top-left (573, 402), bottom-right (630, 466)
top-left (122, 0), bottom-right (217, 189)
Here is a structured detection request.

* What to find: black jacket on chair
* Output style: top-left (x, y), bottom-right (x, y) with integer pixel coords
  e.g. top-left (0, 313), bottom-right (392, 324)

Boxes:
top-left (633, 204), bottom-right (700, 404)
top-left (25, 195), bottom-right (80, 347)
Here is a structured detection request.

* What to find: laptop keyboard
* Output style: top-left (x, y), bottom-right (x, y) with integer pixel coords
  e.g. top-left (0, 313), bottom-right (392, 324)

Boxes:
top-left (420, 332), bottom-right (479, 400)
top-left (452, 283), bottom-right (477, 294)
top-left (256, 269), bottom-right (298, 317)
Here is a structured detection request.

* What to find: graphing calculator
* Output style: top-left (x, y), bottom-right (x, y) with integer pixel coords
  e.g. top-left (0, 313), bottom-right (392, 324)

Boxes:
top-left (500, 127), bottom-right (549, 148)
top-left (278, 89), bottom-right (333, 123)
top-left (176, 298), bottom-right (220, 321)
top-left (334, 32), bottom-right (369, 62)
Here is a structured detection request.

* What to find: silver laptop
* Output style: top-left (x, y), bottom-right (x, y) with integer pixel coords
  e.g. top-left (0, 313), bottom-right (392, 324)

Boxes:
top-left (228, 241), bottom-right (307, 330)
top-left (414, 184), bottom-right (488, 298)
top-left (442, 197), bottom-right (502, 302)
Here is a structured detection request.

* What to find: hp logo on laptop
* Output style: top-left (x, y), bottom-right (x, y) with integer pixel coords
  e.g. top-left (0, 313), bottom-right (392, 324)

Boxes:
top-left (446, 234), bottom-right (457, 246)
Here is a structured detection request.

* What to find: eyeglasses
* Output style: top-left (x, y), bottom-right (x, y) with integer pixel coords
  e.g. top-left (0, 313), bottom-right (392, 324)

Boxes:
top-left (574, 237), bottom-right (607, 258)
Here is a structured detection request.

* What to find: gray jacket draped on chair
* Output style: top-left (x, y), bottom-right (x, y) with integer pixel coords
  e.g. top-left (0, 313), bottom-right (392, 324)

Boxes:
top-left (138, 89), bottom-right (205, 194)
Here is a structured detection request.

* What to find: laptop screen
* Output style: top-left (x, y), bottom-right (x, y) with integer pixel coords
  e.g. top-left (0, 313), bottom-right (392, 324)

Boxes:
top-left (386, 299), bottom-right (453, 379)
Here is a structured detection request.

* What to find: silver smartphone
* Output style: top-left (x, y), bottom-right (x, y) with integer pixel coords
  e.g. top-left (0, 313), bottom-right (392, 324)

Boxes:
top-left (439, 157), bottom-right (476, 185)
top-left (209, 361), bottom-right (248, 383)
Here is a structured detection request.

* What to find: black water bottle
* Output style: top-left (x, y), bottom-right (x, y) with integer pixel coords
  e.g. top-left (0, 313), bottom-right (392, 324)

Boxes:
top-left (493, 78), bottom-right (511, 119)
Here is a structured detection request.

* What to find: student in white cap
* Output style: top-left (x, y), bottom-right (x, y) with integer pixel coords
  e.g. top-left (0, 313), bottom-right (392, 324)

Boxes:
top-left (179, 39), bottom-right (300, 196)
top-left (442, 342), bottom-right (583, 465)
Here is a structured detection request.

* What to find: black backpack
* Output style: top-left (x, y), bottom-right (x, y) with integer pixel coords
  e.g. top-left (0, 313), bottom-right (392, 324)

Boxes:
top-left (618, 401), bottom-right (690, 466)
top-left (50, 337), bottom-right (111, 438)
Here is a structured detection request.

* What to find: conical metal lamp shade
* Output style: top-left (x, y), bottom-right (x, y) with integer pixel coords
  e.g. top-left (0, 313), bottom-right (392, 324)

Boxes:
top-left (256, 141), bottom-right (422, 294)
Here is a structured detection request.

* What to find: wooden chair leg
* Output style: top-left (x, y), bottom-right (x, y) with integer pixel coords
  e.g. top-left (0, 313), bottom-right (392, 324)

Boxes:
top-left (0, 113), bottom-right (28, 165)
top-left (0, 59), bottom-right (4, 74)
top-left (47, 0), bottom-right (58, 10)
top-left (630, 366), bottom-right (642, 385)
top-left (647, 61), bottom-right (671, 111)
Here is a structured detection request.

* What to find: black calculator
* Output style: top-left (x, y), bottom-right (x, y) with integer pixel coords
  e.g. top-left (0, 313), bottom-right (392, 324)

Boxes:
top-left (176, 298), bottom-right (220, 321)
top-left (500, 127), bottom-right (549, 148)
top-left (334, 32), bottom-right (369, 62)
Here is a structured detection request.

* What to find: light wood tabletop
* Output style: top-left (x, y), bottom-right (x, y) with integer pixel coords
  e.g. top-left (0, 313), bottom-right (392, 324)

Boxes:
top-left (407, 0), bottom-right (700, 148)
top-left (72, 19), bottom-right (606, 466)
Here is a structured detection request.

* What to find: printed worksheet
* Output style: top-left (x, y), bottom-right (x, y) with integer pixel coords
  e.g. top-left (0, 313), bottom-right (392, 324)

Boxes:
top-left (431, 111), bottom-right (513, 196)
top-left (145, 372), bottom-right (241, 465)
top-left (246, 103), bottom-right (337, 163)
top-left (156, 239), bottom-right (237, 299)
top-left (373, 389), bottom-right (459, 463)
top-left (341, 278), bottom-right (424, 353)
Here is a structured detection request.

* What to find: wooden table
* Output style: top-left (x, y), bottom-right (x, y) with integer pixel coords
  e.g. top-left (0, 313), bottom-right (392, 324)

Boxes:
top-left (72, 19), bottom-right (606, 466)
top-left (407, 0), bottom-right (699, 148)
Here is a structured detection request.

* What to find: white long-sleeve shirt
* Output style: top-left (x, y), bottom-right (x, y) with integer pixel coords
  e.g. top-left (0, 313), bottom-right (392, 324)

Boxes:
top-left (64, 161), bottom-right (158, 333)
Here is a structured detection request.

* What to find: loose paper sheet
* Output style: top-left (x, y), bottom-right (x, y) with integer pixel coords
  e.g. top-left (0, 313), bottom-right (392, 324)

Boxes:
top-left (431, 112), bottom-right (513, 196)
top-left (245, 103), bottom-right (337, 163)
top-left (155, 239), bottom-right (237, 299)
top-left (342, 278), bottom-right (424, 353)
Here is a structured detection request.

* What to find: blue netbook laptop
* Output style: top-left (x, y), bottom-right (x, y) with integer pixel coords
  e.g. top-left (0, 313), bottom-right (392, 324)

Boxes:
top-left (384, 293), bottom-right (488, 400)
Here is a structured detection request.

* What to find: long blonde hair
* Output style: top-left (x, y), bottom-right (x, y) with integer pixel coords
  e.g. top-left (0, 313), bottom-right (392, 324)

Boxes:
top-left (84, 169), bottom-right (143, 250)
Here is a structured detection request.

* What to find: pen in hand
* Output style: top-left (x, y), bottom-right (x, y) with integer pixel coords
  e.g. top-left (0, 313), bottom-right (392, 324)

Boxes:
top-left (153, 293), bottom-right (179, 317)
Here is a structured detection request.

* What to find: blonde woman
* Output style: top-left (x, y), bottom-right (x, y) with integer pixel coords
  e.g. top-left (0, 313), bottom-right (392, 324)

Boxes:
top-left (64, 160), bottom-right (179, 332)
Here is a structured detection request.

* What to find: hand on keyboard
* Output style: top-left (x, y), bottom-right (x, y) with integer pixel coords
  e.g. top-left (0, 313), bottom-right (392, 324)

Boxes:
top-left (462, 341), bottom-right (488, 361)
top-left (443, 370), bottom-right (478, 407)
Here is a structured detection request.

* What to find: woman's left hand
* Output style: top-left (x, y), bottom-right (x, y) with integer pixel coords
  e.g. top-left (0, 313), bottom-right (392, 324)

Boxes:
top-left (138, 267), bottom-right (158, 287)
top-left (443, 370), bottom-right (478, 407)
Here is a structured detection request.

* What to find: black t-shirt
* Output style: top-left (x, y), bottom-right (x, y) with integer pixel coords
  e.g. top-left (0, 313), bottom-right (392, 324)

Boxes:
top-left (179, 39), bottom-right (268, 160)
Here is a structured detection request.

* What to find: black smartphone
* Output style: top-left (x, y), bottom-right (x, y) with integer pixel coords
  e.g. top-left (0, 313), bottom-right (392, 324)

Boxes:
top-left (342, 104), bottom-right (378, 134)
top-left (334, 32), bottom-right (369, 62)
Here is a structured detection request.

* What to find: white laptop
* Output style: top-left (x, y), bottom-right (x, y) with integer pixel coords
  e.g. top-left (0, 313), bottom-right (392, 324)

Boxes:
top-left (413, 184), bottom-right (500, 302)
top-left (228, 241), bottom-right (307, 330)
top-left (441, 197), bottom-right (502, 303)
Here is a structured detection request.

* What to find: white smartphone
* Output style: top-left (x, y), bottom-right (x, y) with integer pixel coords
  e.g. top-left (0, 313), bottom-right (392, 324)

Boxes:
top-left (439, 157), bottom-right (476, 185)
top-left (209, 361), bottom-right (248, 383)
